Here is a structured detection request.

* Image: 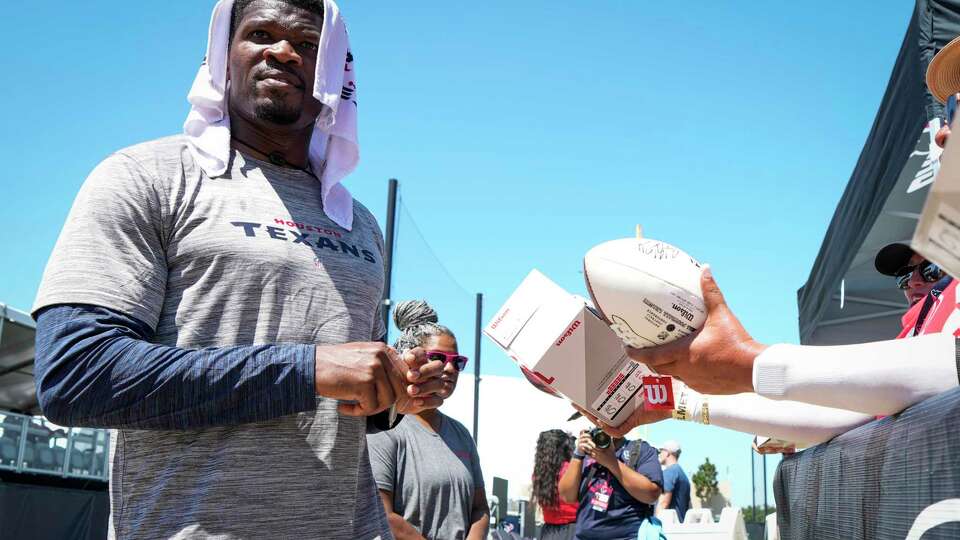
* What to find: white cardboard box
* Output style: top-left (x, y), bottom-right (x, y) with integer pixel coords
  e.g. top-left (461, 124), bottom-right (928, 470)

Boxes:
top-left (910, 122), bottom-right (960, 276)
top-left (913, 116), bottom-right (960, 277)
top-left (483, 270), bottom-right (649, 427)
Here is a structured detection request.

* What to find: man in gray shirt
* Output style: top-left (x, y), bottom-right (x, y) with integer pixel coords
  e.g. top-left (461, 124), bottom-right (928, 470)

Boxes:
top-left (32, 1), bottom-right (446, 538)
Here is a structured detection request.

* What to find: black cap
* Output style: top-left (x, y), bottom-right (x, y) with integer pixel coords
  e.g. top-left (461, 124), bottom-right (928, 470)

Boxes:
top-left (874, 243), bottom-right (915, 276)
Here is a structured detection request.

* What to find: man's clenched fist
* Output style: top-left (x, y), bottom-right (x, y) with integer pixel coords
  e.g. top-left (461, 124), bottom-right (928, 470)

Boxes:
top-left (314, 343), bottom-right (448, 416)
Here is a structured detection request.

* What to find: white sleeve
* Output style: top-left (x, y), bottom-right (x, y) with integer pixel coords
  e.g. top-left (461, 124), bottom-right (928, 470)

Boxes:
top-left (752, 334), bottom-right (959, 415)
top-left (707, 393), bottom-right (874, 447)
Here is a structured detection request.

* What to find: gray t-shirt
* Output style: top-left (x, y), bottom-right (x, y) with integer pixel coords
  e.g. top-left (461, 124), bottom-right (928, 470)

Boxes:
top-left (367, 412), bottom-right (485, 540)
top-left (34, 135), bottom-right (391, 539)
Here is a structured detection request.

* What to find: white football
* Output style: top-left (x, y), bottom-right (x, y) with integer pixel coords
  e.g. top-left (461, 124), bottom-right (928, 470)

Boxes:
top-left (583, 238), bottom-right (705, 349)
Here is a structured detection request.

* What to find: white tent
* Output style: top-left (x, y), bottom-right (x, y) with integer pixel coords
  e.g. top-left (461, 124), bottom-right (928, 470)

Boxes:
top-left (442, 373), bottom-right (599, 500)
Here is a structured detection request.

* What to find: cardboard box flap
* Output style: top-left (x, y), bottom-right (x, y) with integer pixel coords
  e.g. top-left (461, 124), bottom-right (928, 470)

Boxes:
top-left (483, 268), bottom-right (649, 427)
top-left (484, 270), bottom-right (571, 349)
top-left (913, 116), bottom-right (960, 276)
top-left (508, 294), bottom-right (588, 370)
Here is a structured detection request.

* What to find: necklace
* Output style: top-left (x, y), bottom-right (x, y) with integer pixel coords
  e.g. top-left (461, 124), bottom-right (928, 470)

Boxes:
top-left (231, 135), bottom-right (312, 175)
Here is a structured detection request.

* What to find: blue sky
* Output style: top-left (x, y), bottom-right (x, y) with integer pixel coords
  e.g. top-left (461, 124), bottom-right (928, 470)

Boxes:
top-left (1, 1), bottom-right (913, 508)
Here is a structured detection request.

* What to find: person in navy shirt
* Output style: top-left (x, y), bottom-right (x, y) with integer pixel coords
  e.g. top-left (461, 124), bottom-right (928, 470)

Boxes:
top-left (557, 430), bottom-right (663, 540)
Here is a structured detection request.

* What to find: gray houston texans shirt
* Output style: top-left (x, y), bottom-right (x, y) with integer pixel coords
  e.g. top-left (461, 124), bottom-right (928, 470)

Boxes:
top-left (34, 136), bottom-right (391, 539)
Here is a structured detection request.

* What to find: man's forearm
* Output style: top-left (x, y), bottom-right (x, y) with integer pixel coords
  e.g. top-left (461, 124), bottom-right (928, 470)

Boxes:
top-left (753, 335), bottom-right (959, 415)
top-left (706, 393), bottom-right (874, 446)
top-left (34, 304), bottom-right (317, 430)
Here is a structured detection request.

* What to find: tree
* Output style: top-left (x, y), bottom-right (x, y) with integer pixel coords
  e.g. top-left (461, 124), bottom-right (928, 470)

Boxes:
top-left (692, 458), bottom-right (719, 502)
top-left (742, 505), bottom-right (776, 523)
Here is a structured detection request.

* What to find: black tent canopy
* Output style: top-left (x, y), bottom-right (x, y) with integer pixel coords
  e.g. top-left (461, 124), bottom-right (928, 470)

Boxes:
top-left (798, 0), bottom-right (960, 345)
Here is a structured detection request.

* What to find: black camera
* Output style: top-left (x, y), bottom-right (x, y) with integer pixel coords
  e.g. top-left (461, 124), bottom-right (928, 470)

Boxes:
top-left (589, 428), bottom-right (612, 449)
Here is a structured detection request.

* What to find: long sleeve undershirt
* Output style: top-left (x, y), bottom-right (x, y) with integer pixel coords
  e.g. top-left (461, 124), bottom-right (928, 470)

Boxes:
top-left (34, 304), bottom-right (317, 430)
top-left (675, 335), bottom-right (960, 447)
top-left (752, 334), bottom-right (960, 416)
top-left (705, 393), bottom-right (875, 447)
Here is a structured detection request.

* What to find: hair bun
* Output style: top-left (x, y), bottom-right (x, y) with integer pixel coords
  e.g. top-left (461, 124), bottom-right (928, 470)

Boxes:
top-left (393, 300), bottom-right (439, 332)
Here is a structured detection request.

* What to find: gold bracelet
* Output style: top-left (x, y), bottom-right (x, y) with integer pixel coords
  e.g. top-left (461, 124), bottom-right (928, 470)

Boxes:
top-left (700, 399), bottom-right (710, 425)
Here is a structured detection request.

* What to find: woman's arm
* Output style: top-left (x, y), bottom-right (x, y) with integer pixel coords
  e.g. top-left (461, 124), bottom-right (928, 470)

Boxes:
top-left (558, 455), bottom-right (584, 503)
top-left (377, 490), bottom-right (427, 540)
top-left (466, 488), bottom-right (490, 540)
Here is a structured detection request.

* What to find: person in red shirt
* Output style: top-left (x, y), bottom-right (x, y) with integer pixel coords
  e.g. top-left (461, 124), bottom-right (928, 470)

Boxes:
top-left (532, 430), bottom-right (579, 540)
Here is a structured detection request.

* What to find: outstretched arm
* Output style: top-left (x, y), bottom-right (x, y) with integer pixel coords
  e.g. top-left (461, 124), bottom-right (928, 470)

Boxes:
top-left (577, 384), bottom-right (874, 447)
top-left (626, 267), bottom-right (960, 415)
top-left (35, 305), bottom-right (448, 430)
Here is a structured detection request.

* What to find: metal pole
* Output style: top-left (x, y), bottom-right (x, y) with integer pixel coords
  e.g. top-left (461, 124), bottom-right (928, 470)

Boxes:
top-left (751, 448), bottom-right (756, 511)
top-left (16, 414), bottom-right (28, 473)
top-left (0, 304), bottom-right (6, 350)
top-left (64, 428), bottom-right (76, 477)
top-left (368, 179), bottom-right (400, 433)
top-left (473, 293), bottom-right (483, 443)
top-left (762, 453), bottom-right (768, 512)
top-left (381, 179), bottom-right (399, 343)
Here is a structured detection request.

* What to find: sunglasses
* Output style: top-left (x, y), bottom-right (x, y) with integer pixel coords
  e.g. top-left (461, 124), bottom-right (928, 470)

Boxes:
top-left (895, 260), bottom-right (944, 289)
top-left (425, 350), bottom-right (469, 371)
top-left (947, 93), bottom-right (959, 126)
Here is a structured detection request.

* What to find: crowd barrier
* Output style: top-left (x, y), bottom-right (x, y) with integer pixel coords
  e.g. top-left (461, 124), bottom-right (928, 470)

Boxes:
top-left (765, 513), bottom-right (779, 540)
top-left (774, 387), bottom-right (960, 539)
top-left (659, 507), bottom-right (748, 539)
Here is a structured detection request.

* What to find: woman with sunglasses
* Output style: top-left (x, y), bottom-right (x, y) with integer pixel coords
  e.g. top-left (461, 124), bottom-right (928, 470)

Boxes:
top-left (367, 300), bottom-right (489, 540)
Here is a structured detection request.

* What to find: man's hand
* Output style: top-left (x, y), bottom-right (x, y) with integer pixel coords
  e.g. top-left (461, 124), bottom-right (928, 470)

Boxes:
top-left (626, 266), bottom-right (767, 395)
top-left (314, 343), bottom-right (447, 416)
top-left (395, 347), bottom-right (450, 415)
top-left (753, 437), bottom-right (797, 455)
top-left (573, 403), bottom-right (671, 438)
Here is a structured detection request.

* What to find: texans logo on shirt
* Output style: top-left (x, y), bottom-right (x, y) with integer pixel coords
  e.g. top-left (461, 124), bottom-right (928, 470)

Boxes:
top-left (232, 219), bottom-right (379, 265)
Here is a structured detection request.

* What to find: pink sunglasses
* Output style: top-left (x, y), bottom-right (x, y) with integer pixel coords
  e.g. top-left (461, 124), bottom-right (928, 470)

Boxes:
top-left (425, 350), bottom-right (469, 371)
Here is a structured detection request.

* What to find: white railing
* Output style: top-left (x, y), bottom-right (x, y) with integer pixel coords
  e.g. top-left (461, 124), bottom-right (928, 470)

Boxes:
top-left (659, 507), bottom-right (750, 539)
top-left (0, 409), bottom-right (109, 481)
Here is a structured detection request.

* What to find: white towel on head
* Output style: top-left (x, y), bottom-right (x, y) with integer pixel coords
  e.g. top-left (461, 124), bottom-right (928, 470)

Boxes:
top-left (183, 0), bottom-right (359, 230)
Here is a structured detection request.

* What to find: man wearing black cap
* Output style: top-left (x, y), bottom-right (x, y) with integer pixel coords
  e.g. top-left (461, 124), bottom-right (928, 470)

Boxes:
top-left (874, 243), bottom-right (953, 338)
top-left (875, 243), bottom-right (947, 306)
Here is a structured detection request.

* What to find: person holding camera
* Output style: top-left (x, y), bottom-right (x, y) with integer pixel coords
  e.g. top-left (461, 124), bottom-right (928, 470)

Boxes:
top-left (557, 429), bottom-right (664, 540)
